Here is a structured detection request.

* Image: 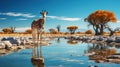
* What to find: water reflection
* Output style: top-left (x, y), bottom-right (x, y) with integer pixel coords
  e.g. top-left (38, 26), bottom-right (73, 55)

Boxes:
top-left (85, 43), bottom-right (118, 63)
top-left (67, 40), bottom-right (78, 45)
top-left (2, 37), bottom-right (120, 67)
top-left (57, 38), bottom-right (60, 43)
top-left (49, 37), bottom-right (55, 41)
top-left (65, 37), bottom-right (120, 64)
top-left (67, 37), bottom-right (78, 45)
top-left (31, 45), bottom-right (44, 67)
top-left (31, 38), bottom-right (50, 67)
top-left (31, 38), bottom-right (120, 67)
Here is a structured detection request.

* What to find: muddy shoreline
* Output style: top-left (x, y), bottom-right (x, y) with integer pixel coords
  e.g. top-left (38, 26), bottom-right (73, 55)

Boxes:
top-left (0, 44), bottom-right (34, 56)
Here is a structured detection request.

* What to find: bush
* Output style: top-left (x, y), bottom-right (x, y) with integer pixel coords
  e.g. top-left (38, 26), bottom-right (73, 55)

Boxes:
top-left (85, 30), bottom-right (93, 34)
top-left (64, 32), bottom-right (70, 35)
top-left (25, 29), bottom-right (32, 34)
top-left (76, 32), bottom-right (84, 34)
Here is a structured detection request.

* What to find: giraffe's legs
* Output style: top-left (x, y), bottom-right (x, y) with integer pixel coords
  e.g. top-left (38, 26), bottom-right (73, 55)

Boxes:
top-left (38, 29), bottom-right (42, 58)
top-left (37, 28), bottom-right (43, 57)
top-left (36, 29), bottom-right (40, 57)
top-left (32, 28), bottom-right (38, 58)
top-left (39, 28), bottom-right (43, 58)
top-left (32, 28), bottom-right (44, 58)
top-left (32, 28), bottom-right (38, 45)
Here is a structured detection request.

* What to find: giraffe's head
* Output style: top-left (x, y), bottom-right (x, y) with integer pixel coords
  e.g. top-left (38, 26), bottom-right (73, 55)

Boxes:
top-left (40, 10), bottom-right (48, 18)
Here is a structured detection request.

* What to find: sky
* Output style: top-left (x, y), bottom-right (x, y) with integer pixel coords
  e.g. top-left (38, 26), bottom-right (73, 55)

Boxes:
top-left (0, 0), bottom-right (120, 32)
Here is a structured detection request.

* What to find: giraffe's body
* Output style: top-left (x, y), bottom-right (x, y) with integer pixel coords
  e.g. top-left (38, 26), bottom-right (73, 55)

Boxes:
top-left (31, 19), bottom-right (44, 44)
top-left (31, 19), bottom-right (44, 30)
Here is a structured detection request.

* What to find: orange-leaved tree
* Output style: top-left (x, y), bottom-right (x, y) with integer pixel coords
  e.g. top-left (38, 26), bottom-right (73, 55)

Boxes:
top-left (67, 26), bottom-right (78, 34)
top-left (84, 10), bottom-right (117, 35)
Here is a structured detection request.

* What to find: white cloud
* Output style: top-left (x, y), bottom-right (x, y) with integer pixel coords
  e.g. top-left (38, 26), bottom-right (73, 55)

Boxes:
top-left (16, 27), bottom-right (31, 32)
top-left (47, 16), bottom-right (58, 19)
top-left (59, 17), bottom-right (80, 21)
top-left (47, 15), bottom-right (81, 21)
top-left (16, 18), bottom-right (28, 20)
top-left (0, 12), bottom-right (35, 18)
top-left (0, 18), bottom-right (7, 20)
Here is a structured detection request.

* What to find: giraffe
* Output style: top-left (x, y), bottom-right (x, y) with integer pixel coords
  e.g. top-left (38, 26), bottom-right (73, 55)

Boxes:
top-left (31, 10), bottom-right (48, 44)
top-left (31, 10), bottom-right (47, 64)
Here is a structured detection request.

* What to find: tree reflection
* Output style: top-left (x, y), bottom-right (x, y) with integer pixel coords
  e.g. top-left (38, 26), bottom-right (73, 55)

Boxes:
top-left (66, 37), bottom-right (78, 45)
top-left (57, 38), bottom-right (60, 43)
top-left (67, 39), bottom-right (78, 45)
top-left (85, 43), bottom-right (117, 63)
top-left (49, 37), bottom-right (55, 41)
top-left (67, 40), bottom-right (78, 45)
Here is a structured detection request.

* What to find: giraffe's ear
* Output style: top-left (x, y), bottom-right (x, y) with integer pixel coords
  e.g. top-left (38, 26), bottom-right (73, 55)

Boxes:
top-left (40, 12), bottom-right (42, 14)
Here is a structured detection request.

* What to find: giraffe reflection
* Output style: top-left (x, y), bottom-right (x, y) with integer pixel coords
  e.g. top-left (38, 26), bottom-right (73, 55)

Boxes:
top-left (31, 10), bottom-right (48, 67)
top-left (31, 45), bottom-right (44, 67)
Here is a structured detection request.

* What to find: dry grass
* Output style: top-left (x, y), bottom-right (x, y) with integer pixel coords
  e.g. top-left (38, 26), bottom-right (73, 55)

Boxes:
top-left (0, 33), bottom-right (120, 37)
top-left (0, 34), bottom-right (32, 37)
top-left (0, 33), bottom-right (93, 37)
top-left (114, 33), bottom-right (120, 36)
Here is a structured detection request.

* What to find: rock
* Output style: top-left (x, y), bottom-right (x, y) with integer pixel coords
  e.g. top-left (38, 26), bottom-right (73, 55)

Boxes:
top-left (3, 41), bottom-right (12, 49)
top-left (0, 42), bottom-right (5, 49)
top-left (17, 46), bottom-right (25, 49)
top-left (1, 37), bottom-right (7, 41)
top-left (11, 46), bottom-right (17, 50)
top-left (2, 37), bottom-right (19, 45)
top-left (115, 39), bottom-right (120, 43)
top-left (106, 39), bottom-right (114, 43)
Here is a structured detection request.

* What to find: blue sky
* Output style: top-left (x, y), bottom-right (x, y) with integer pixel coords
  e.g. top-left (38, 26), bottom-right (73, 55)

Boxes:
top-left (0, 0), bottom-right (120, 32)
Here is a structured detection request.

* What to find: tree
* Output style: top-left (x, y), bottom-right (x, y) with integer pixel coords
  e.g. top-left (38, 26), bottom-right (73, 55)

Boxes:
top-left (84, 10), bottom-right (117, 35)
top-left (2, 27), bottom-right (15, 34)
top-left (67, 26), bottom-right (78, 34)
top-left (105, 25), bottom-right (120, 36)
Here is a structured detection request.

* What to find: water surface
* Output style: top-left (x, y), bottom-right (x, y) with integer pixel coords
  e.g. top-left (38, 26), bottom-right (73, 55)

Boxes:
top-left (0, 38), bottom-right (120, 67)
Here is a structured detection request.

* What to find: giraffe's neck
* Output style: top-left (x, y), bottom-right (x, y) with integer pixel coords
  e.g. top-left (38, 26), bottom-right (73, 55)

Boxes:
top-left (42, 16), bottom-right (46, 22)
